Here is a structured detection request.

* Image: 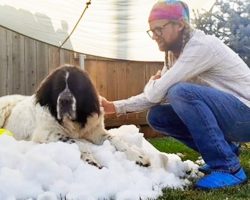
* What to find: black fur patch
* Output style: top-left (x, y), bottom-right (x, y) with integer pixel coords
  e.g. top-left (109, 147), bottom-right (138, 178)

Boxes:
top-left (35, 65), bottom-right (100, 128)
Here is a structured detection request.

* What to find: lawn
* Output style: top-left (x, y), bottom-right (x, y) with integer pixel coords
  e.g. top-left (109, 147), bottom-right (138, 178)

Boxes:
top-left (149, 137), bottom-right (250, 200)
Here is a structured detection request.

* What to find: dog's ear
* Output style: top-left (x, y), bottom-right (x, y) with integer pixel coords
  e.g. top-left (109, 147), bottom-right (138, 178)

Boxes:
top-left (35, 66), bottom-right (67, 105)
top-left (67, 68), bottom-right (101, 126)
top-left (35, 75), bottom-right (52, 106)
top-left (35, 67), bottom-right (67, 121)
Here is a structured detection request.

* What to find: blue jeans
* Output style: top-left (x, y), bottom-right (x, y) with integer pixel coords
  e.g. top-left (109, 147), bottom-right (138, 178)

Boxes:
top-left (147, 83), bottom-right (250, 173)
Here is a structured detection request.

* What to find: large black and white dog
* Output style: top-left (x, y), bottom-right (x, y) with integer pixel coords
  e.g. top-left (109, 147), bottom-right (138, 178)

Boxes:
top-left (0, 65), bottom-right (152, 168)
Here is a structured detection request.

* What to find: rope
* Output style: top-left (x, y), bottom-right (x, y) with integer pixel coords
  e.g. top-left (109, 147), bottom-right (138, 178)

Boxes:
top-left (59, 0), bottom-right (92, 48)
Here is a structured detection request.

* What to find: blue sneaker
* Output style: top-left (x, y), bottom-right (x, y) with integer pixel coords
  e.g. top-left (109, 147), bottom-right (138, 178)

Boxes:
top-left (195, 167), bottom-right (247, 190)
top-left (198, 164), bottom-right (212, 174)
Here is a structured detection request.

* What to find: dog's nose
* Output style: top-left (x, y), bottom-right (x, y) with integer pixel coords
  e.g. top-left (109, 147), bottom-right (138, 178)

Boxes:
top-left (60, 98), bottom-right (72, 106)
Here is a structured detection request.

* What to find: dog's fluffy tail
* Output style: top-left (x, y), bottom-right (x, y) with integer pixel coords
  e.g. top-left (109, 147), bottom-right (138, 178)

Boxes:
top-left (0, 95), bottom-right (26, 127)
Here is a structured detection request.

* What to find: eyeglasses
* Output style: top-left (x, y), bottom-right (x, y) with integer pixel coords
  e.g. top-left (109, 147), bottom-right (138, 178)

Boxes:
top-left (147, 22), bottom-right (172, 39)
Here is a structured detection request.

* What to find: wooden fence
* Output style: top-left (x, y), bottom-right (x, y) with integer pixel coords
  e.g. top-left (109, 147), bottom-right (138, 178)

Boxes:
top-left (0, 27), bottom-right (163, 137)
top-left (0, 26), bottom-right (79, 96)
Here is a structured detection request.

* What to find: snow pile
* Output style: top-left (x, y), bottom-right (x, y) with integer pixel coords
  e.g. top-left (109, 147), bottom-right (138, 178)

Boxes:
top-left (0, 125), bottom-right (199, 200)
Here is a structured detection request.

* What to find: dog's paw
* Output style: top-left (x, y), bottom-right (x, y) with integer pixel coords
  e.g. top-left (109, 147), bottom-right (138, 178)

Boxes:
top-left (126, 149), bottom-right (151, 167)
top-left (85, 157), bottom-right (103, 169)
top-left (80, 152), bottom-right (103, 169)
top-left (135, 156), bottom-right (151, 167)
top-left (106, 135), bottom-right (151, 167)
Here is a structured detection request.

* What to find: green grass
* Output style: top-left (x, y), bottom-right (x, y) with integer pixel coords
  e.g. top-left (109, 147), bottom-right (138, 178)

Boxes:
top-left (148, 137), bottom-right (250, 200)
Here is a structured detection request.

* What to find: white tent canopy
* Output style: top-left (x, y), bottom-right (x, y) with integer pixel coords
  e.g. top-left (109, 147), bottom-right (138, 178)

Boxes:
top-left (0, 0), bottom-right (215, 61)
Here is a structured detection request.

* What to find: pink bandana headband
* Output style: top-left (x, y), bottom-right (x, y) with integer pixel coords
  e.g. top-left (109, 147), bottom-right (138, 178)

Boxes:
top-left (148, 0), bottom-right (190, 23)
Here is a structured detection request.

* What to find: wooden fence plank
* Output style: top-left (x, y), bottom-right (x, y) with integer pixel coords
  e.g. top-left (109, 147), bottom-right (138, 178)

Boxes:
top-left (85, 59), bottom-right (98, 87)
top-left (0, 27), bottom-right (7, 96)
top-left (19, 35), bottom-right (25, 94)
top-left (107, 61), bottom-right (117, 101)
top-left (95, 60), bottom-right (108, 97)
top-left (6, 29), bottom-right (13, 95)
top-left (126, 62), bottom-right (145, 123)
top-left (24, 38), bottom-right (37, 95)
top-left (48, 46), bottom-right (60, 72)
top-left (145, 62), bottom-right (163, 84)
top-left (36, 42), bottom-right (49, 87)
top-left (11, 32), bottom-right (25, 94)
top-left (116, 61), bottom-right (127, 99)
top-left (60, 49), bottom-right (71, 65)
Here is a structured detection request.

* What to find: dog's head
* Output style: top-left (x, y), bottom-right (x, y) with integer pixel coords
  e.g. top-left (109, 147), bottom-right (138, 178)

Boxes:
top-left (35, 64), bottom-right (100, 128)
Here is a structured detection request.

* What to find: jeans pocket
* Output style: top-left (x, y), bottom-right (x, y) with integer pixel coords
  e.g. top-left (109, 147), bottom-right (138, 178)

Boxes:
top-left (228, 121), bottom-right (250, 142)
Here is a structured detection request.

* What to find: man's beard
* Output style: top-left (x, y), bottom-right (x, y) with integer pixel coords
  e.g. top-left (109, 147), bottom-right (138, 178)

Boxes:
top-left (162, 34), bottom-right (183, 53)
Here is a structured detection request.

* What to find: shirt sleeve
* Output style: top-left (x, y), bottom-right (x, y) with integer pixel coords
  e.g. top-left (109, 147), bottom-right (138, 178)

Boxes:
top-left (144, 42), bottom-right (216, 103)
top-left (113, 93), bottom-right (157, 115)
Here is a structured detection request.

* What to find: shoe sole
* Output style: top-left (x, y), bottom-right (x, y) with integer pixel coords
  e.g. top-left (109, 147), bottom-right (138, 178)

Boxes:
top-left (194, 179), bottom-right (248, 190)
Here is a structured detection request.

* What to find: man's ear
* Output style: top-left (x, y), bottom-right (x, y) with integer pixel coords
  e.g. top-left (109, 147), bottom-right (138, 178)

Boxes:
top-left (177, 20), bottom-right (185, 31)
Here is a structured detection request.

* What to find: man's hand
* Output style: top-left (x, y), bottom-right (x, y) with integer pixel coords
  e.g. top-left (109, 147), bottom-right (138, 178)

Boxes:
top-left (99, 96), bottom-right (116, 115)
top-left (150, 70), bottom-right (161, 80)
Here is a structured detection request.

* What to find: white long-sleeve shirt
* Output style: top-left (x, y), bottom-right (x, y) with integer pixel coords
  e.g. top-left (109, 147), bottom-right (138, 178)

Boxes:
top-left (114, 30), bottom-right (250, 114)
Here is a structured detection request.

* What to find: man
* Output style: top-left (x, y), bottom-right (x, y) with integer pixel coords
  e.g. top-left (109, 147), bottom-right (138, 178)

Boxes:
top-left (101, 0), bottom-right (250, 190)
